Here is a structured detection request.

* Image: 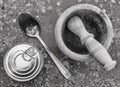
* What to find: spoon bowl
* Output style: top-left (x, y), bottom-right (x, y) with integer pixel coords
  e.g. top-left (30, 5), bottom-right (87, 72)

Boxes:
top-left (18, 13), bottom-right (41, 35)
top-left (26, 25), bottom-right (40, 37)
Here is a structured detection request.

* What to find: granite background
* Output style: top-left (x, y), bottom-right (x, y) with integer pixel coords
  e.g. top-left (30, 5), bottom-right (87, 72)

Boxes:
top-left (0, 0), bottom-right (120, 87)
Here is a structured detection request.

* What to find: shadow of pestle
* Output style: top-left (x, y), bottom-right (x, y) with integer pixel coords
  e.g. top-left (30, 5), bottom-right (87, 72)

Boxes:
top-left (67, 16), bottom-right (116, 71)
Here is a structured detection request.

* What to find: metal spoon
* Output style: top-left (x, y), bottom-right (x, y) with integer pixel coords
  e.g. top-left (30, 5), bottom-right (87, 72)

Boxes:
top-left (18, 13), bottom-right (71, 79)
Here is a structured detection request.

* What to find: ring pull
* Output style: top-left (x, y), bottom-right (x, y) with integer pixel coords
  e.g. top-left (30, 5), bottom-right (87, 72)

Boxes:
top-left (22, 47), bottom-right (36, 61)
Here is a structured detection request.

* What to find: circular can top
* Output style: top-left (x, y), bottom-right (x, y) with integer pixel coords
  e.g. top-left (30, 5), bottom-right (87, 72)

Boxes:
top-left (4, 44), bottom-right (44, 82)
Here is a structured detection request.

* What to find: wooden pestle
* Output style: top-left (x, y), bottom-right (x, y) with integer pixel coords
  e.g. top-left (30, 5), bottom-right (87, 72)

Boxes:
top-left (67, 16), bottom-right (116, 71)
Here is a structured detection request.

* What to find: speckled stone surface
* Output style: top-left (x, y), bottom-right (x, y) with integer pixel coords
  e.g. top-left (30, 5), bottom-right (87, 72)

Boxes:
top-left (0, 0), bottom-right (120, 87)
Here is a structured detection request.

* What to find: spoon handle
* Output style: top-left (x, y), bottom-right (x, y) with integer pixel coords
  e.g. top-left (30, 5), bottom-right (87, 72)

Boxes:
top-left (36, 35), bottom-right (71, 79)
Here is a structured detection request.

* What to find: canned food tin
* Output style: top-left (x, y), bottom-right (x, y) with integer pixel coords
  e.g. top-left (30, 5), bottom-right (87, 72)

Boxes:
top-left (4, 43), bottom-right (44, 82)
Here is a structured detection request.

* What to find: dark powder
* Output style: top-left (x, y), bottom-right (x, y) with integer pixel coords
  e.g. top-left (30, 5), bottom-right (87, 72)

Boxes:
top-left (62, 10), bottom-right (107, 54)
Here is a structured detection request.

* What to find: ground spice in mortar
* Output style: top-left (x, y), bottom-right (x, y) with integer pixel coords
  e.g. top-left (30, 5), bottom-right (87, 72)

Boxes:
top-left (63, 10), bottom-right (107, 54)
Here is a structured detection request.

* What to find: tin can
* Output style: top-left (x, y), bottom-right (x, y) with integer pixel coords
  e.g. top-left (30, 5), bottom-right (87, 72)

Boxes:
top-left (4, 43), bottom-right (44, 82)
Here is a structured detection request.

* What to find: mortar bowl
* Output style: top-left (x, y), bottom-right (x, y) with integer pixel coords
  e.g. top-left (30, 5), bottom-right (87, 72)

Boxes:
top-left (55, 4), bottom-right (113, 61)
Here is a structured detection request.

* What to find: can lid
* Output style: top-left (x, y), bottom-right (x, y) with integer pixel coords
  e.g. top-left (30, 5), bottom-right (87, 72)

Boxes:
top-left (4, 44), bottom-right (44, 82)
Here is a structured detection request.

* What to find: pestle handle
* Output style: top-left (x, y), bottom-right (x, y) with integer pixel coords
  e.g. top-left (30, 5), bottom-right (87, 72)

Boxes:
top-left (68, 16), bottom-right (116, 71)
top-left (84, 36), bottom-right (116, 71)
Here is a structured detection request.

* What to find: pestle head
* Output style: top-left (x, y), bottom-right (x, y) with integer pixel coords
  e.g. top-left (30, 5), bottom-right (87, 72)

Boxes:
top-left (67, 16), bottom-right (93, 44)
top-left (67, 16), bottom-right (86, 36)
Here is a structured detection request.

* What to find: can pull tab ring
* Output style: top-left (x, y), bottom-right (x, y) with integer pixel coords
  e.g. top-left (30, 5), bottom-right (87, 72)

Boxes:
top-left (22, 47), bottom-right (36, 61)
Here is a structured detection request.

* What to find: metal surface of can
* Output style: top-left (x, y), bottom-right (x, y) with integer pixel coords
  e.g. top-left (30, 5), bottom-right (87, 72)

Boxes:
top-left (4, 43), bottom-right (44, 82)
